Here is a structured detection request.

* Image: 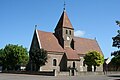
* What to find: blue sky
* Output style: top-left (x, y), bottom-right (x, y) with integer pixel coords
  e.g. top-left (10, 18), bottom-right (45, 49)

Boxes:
top-left (0, 0), bottom-right (120, 59)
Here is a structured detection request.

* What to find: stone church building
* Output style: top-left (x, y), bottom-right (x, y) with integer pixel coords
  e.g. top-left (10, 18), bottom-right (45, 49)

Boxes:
top-left (29, 9), bottom-right (103, 73)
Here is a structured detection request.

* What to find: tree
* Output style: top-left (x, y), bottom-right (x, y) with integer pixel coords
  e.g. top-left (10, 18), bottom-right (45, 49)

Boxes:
top-left (1, 44), bottom-right (29, 70)
top-left (111, 53), bottom-right (120, 71)
top-left (84, 51), bottom-right (104, 72)
top-left (111, 20), bottom-right (120, 70)
top-left (30, 48), bottom-right (48, 71)
top-left (112, 21), bottom-right (120, 48)
top-left (116, 21), bottom-right (120, 26)
top-left (0, 49), bottom-right (5, 66)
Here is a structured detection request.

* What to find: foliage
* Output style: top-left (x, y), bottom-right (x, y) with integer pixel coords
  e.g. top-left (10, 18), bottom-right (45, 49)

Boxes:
top-left (84, 51), bottom-right (104, 67)
top-left (112, 31), bottom-right (120, 48)
top-left (111, 50), bottom-right (120, 56)
top-left (112, 21), bottom-right (120, 49)
top-left (0, 44), bottom-right (29, 70)
top-left (111, 54), bottom-right (120, 70)
top-left (111, 21), bottom-right (120, 70)
top-left (30, 48), bottom-right (48, 71)
top-left (0, 49), bottom-right (5, 66)
top-left (116, 20), bottom-right (120, 26)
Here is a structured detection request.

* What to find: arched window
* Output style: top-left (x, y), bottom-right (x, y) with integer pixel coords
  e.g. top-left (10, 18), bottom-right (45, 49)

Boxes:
top-left (66, 30), bottom-right (68, 34)
top-left (53, 59), bottom-right (57, 66)
top-left (69, 30), bottom-right (71, 35)
top-left (73, 62), bottom-right (75, 68)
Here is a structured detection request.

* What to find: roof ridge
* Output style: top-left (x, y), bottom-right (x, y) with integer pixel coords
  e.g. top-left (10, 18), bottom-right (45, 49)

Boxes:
top-left (74, 36), bottom-right (95, 41)
top-left (37, 29), bottom-right (53, 34)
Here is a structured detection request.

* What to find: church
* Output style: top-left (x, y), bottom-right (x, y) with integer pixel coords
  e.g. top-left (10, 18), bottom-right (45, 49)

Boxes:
top-left (29, 8), bottom-right (103, 73)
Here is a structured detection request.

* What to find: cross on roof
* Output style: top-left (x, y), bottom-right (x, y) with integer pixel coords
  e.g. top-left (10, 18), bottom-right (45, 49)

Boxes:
top-left (63, 0), bottom-right (66, 10)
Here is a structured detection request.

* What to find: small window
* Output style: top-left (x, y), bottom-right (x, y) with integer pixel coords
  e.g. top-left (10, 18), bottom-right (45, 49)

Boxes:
top-left (69, 30), bottom-right (71, 35)
top-left (66, 30), bottom-right (68, 34)
top-left (53, 59), bottom-right (57, 66)
top-left (73, 62), bottom-right (75, 68)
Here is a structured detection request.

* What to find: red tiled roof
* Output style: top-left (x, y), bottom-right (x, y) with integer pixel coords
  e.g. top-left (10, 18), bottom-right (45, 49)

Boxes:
top-left (55, 10), bottom-right (74, 30)
top-left (65, 47), bottom-right (79, 60)
top-left (37, 30), bottom-right (64, 53)
top-left (37, 30), bottom-right (79, 60)
top-left (36, 30), bottom-right (103, 60)
top-left (74, 37), bottom-right (103, 55)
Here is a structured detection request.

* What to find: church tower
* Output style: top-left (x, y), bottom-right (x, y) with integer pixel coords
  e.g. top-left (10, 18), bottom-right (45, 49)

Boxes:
top-left (54, 10), bottom-right (74, 49)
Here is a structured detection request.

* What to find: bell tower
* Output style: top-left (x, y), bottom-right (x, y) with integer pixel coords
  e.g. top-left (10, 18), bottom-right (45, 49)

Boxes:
top-left (54, 9), bottom-right (74, 49)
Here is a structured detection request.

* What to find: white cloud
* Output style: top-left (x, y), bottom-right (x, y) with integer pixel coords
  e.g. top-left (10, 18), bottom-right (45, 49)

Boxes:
top-left (74, 30), bottom-right (85, 37)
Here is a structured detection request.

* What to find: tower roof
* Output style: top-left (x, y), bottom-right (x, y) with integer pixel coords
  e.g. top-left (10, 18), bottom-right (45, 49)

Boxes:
top-left (55, 10), bottom-right (74, 30)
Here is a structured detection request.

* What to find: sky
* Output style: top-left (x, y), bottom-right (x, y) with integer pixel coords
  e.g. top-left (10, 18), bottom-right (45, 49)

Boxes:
top-left (0, 0), bottom-right (120, 59)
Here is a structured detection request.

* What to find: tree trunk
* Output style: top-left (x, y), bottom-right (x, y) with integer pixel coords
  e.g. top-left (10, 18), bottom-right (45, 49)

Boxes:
top-left (87, 66), bottom-right (92, 71)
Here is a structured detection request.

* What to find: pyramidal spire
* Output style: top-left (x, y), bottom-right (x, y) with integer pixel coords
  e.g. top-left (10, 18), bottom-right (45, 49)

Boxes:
top-left (55, 9), bottom-right (74, 30)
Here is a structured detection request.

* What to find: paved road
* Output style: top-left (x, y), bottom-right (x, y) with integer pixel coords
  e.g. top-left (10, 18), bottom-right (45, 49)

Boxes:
top-left (0, 73), bottom-right (120, 80)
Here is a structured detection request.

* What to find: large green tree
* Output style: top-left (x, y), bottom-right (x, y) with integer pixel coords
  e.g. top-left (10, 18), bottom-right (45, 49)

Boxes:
top-left (0, 44), bottom-right (29, 70)
top-left (84, 51), bottom-right (104, 71)
top-left (0, 49), bottom-right (5, 66)
top-left (111, 20), bottom-right (120, 70)
top-left (30, 48), bottom-right (48, 71)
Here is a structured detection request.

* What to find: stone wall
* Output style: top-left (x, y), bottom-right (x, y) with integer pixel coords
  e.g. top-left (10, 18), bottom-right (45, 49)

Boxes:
top-left (40, 52), bottom-right (64, 71)
top-left (62, 28), bottom-right (74, 48)
top-left (96, 65), bottom-right (103, 71)
top-left (67, 60), bottom-right (80, 70)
